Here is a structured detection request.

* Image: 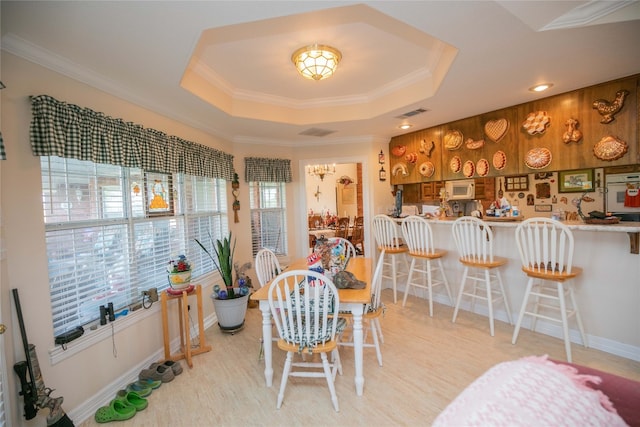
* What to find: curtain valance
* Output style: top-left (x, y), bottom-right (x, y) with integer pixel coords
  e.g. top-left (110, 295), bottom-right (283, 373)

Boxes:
top-left (244, 157), bottom-right (292, 183)
top-left (29, 95), bottom-right (234, 180)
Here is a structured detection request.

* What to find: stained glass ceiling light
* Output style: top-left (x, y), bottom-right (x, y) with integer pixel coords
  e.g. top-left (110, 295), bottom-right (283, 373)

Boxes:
top-left (292, 44), bottom-right (342, 81)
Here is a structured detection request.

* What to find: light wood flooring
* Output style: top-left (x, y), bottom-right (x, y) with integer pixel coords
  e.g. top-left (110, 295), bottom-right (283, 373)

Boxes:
top-left (79, 290), bottom-right (640, 426)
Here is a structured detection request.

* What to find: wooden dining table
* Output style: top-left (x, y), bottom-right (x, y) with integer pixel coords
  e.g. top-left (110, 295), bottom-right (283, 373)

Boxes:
top-left (250, 256), bottom-right (373, 396)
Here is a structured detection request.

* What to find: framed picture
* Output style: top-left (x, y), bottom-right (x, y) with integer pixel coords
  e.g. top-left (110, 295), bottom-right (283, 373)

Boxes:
top-left (505, 175), bottom-right (529, 191)
top-left (535, 204), bottom-right (553, 212)
top-left (558, 169), bottom-right (594, 193)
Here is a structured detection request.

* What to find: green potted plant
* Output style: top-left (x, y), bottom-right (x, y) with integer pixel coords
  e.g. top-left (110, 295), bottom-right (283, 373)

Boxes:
top-left (195, 232), bottom-right (251, 332)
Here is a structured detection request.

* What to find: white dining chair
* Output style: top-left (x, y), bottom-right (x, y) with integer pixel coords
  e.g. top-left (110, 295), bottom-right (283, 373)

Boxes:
top-left (255, 248), bottom-right (282, 288)
top-left (512, 218), bottom-right (587, 363)
top-left (268, 270), bottom-right (343, 412)
top-left (328, 237), bottom-right (357, 261)
top-left (451, 216), bottom-right (513, 336)
top-left (401, 215), bottom-right (452, 316)
top-left (338, 248), bottom-right (386, 366)
top-left (372, 214), bottom-right (409, 303)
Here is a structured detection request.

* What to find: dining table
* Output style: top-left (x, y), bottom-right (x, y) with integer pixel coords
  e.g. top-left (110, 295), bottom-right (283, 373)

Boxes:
top-left (250, 256), bottom-right (373, 396)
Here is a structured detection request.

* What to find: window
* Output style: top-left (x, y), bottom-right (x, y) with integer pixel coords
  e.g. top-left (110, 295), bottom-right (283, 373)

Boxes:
top-left (42, 156), bottom-right (227, 336)
top-left (249, 182), bottom-right (287, 256)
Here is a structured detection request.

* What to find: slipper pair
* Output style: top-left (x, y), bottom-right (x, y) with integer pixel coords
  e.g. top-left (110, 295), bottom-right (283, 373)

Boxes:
top-left (139, 364), bottom-right (174, 383)
top-left (116, 390), bottom-right (148, 411)
top-left (94, 399), bottom-right (136, 423)
top-left (149, 360), bottom-right (183, 376)
top-left (126, 379), bottom-right (160, 398)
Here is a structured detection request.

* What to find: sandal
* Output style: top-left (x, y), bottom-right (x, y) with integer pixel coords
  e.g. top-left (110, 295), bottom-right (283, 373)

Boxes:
top-left (116, 390), bottom-right (148, 411)
top-left (94, 399), bottom-right (136, 423)
top-left (125, 381), bottom-right (152, 398)
top-left (163, 360), bottom-right (183, 376)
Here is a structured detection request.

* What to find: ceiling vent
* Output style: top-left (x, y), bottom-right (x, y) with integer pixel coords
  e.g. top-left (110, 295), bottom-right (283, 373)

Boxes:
top-left (396, 108), bottom-right (429, 119)
top-left (299, 128), bottom-right (337, 137)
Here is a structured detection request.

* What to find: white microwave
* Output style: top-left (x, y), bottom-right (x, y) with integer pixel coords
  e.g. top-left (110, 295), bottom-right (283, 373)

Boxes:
top-left (445, 179), bottom-right (475, 200)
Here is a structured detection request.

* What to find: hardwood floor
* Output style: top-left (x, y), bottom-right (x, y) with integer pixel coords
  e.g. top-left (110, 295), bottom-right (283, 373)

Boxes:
top-left (79, 290), bottom-right (640, 426)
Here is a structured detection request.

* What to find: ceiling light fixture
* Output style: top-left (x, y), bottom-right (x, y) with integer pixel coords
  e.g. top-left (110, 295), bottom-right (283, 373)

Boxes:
top-left (307, 164), bottom-right (336, 181)
top-left (292, 44), bottom-right (342, 81)
top-left (529, 83), bottom-right (554, 93)
top-left (399, 123), bottom-right (413, 130)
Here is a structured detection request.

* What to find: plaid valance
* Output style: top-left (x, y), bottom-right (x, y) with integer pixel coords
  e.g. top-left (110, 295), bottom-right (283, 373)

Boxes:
top-left (29, 95), bottom-right (234, 180)
top-left (244, 156), bottom-right (292, 183)
top-left (0, 132), bottom-right (5, 160)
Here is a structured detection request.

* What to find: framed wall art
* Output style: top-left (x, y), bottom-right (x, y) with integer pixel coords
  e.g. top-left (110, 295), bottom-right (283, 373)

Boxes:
top-left (505, 175), bottom-right (529, 191)
top-left (558, 168), bottom-right (594, 193)
top-left (145, 172), bottom-right (174, 216)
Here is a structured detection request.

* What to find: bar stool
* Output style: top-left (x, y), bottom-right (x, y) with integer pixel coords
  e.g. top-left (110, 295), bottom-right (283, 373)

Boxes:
top-left (451, 216), bottom-right (513, 336)
top-left (512, 218), bottom-right (587, 363)
top-left (372, 214), bottom-right (409, 303)
top-left (400, 215), bottom-right (452, 316)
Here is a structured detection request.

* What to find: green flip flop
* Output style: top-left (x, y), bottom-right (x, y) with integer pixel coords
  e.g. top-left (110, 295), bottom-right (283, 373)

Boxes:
top-left (126, 381), bottom-right (152, 397)
top-left (94, 399), bottom-right (136, 423)
top-left (116, 390), bottom-right (148, 411)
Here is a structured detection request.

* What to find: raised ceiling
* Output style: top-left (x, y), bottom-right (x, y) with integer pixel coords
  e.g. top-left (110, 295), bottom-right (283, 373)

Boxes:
top-left (2, 1), bottom-right (640, 147)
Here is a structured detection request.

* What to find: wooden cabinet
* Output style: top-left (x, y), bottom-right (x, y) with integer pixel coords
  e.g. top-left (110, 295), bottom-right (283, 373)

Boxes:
top-left (400, 182), bottom-right (444, 203)
top-left (474, 178), bottom-right (495, 211)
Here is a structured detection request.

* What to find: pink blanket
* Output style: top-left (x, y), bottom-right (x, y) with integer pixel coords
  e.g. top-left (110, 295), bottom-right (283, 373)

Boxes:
top-left (433, 355), bottom-right (627, 427)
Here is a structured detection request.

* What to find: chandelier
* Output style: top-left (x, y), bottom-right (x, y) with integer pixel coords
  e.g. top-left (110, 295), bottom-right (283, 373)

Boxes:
top-left (307, 164), bottom-right (336, 181)
top-left (291, 44), bottom-right (342, 81)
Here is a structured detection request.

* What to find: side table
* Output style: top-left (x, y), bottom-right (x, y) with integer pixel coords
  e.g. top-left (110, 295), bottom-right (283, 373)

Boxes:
top-left (161, 284), bottom-right (211, 367)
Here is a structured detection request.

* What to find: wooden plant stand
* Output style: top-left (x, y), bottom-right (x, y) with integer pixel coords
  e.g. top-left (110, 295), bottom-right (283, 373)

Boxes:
top-left (161, 284), bottom-right (211, 368)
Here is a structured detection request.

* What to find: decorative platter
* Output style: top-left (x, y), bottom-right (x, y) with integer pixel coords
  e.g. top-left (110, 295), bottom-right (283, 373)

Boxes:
top-left (450, 156), bottom-right (462, 173)
top-left (392, 162), bottom-right (409, 177)
top-left (476, 159), bottom-right (489, 177)
top-left (418, 161), bottom-right (435, 178)
top-left (484, 118), bottom-right (509, 142)
top-left (524, 147), bottom-right (552, 169)
top-left (593, 135), bottom-right (628, 161)
top-left (463, 160), bottom-right (475, 178)
top-left (492, 150), bottom-right (507, 170)
top-left (391, 145), bottom-right (406, 157)
top-left (444, 130), bottom-right (464, 150)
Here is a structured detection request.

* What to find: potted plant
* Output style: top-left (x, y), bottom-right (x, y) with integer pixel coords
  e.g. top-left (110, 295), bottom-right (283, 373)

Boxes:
top-left (195, 232), bottom-right (251, 332)
top-left (166, 254), bottom-right (192, 290)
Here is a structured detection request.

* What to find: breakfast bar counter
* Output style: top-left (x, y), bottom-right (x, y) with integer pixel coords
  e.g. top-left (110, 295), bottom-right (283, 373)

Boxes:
top-left (392, 216), bottom-right (640, 361)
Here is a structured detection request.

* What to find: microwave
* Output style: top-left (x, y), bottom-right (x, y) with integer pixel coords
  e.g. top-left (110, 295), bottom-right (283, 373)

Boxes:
top-left (445, 179), bottom-right (475, 200)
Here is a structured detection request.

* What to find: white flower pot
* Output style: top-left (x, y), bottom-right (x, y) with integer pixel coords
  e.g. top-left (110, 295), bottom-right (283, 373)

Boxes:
top-left (211, 290), bottom-right (249, 332)
top-left (168, 271), bottom-right (192, 290)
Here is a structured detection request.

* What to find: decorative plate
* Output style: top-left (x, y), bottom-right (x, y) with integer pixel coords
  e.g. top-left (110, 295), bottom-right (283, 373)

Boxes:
top-left (463, 160), bottom-right (475, 178)
top-left (391, 145), bottom-right (406, 157)
top-left (444, 130), bottom-right (464, 150)
top-left (476, 159), bottom-right (489, 177)
top-left (522, 111), bottom-right (551, 135)
top-left (391, 162), bottom-right (409, 177)
top-left (450, 156), bottom-right (462, 173)
top-left (524, 147), bottom-right (552, 169)
top-left (492, 150), bottom-right (507, 170)
top-left (465, 138), bottom-right (485, 150)
top-left (418, 161), bottom-right (435, 178)
top-left (484, 118), bottom-right (509, 142)
top-left (593, 135), bottom-right (628, 161)
top-left (405, 152), bottom-right (418, 164)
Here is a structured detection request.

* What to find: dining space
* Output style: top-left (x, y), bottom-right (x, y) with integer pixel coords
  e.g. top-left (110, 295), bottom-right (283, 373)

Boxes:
top-left (308, 214), bottom-right (365, 256)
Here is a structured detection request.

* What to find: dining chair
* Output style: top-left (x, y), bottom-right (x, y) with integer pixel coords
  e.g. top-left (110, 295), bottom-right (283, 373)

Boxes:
top-left (268, 270), bottom-right (343, 412)
top-left (338, 248), bottom-right (386, 366)
top-left (308, 214), bottom-right (323, 229)
top-left (372, 214), bottom-right (409, 303)
top-left (512, 218), bottom-right (587, 363)
top-left (400, 215), bottom-right (452, 316)
top-left (351, 216), bottom-right (365, 256)
top-left (451, 216), bottom-right (513, 336)
top-left (255, 248), bottom-right (282, 288)
top-left (335, 216), bottom-right (350, 238)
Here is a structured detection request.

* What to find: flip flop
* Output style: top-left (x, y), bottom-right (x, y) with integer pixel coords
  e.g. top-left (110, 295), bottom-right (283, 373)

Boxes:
top-left (116, 390), bottom-right (148, 411)
top-left (94, 399), bottom-right (136, 423)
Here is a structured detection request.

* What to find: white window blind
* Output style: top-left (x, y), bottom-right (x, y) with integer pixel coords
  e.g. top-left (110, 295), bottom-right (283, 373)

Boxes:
top-left (41, 156), bottom-right (227, 336)
top-left (249, 182), bottom-right (287, 256)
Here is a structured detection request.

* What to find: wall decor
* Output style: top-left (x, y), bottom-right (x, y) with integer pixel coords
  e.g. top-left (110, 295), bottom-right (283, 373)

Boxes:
top-left (465, 138), bottom-right (485, 150)
top-left (535, 182), bottom-right (551, 199)
top-left (418, 161), bottom-right (435, 178)
top-left (419, 139), bottom-right (435, 157)
top-left (484, 118), bottom-right (509, 142)
top-left (379, 166), bottom-right (386, 181)
top-left (378, 150), bottom-right (385, 164)
top-left (558, 169), bottom-right (594, 193)
top-left (232, 173), bottom-right (240, 223)
top-left (505, 175), bottom-right (528, 191)
top-left (562, 118), bottom-right (583, 143)
top-left (492, 150), bottom-right (506, 170)
top-left (592, 89), bottom-right (629, 124)
top-left (391, 145), bottom-right (406, 157)
top-left (522, 111), bottom-right (551, 135)
top-left (145, 172), bottom-right (174, 216)
top-left (444, 129), bottom-right (464, 150)
top-left (593, 135), bottom-right (628, 161)
top-left (524, 147), bottom-right (552, 169)
top-left (535, 204), bottom-right (553, 212)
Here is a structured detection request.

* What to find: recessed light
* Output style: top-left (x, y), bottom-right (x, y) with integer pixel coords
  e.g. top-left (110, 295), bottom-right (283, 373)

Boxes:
top-left (529, 83), bottom-right (553, 93)
top-left (398, 123), bottom-right (412, 130)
